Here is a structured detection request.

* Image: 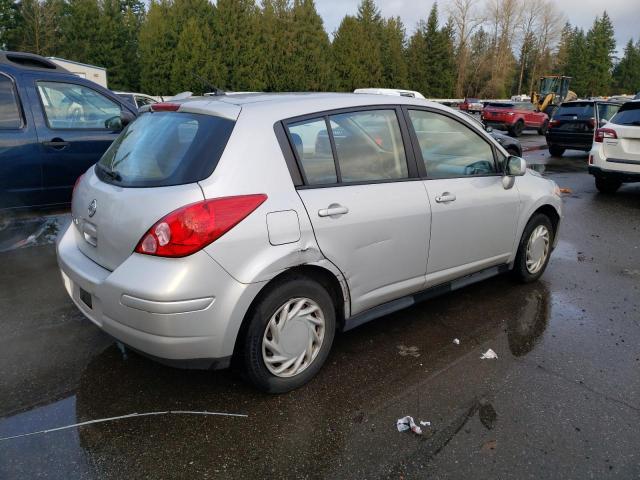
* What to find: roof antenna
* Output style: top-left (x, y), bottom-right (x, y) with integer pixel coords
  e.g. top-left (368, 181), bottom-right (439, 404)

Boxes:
top-left (191, 72), bottom-right (225, 96)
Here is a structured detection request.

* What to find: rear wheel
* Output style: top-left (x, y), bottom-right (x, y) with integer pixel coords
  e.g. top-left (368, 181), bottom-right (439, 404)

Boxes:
top-left (513, 214), bottom-right (554, 283)
top-left (537, 120), bottom-right (549, 135)
top-left (509, 120), bottom-right (524, 137)
top-left (549, 145), bottom-right (565, 157)
top-left (595, 176), bottom-right (621, 194)
top-left (241, 276), bottom-right (336, 393)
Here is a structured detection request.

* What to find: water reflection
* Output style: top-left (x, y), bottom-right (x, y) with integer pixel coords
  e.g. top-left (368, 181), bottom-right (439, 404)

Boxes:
top-left (506, 284), bottom-right (550, 357)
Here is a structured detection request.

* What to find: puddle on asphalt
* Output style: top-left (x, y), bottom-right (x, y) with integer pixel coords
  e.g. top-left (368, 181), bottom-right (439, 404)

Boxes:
top-left (0, 214), bottom-right (69, 253)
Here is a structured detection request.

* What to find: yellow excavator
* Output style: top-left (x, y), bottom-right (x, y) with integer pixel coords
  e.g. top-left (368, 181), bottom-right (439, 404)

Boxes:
top-left (531, 75), bottom-right (577, 116)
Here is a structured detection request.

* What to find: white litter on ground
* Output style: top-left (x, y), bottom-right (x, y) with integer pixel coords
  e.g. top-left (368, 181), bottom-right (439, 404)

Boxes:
top-left (0, 410), bottom-right (248, 442)
top-left (420, 420), bottom-right (431, 427)
top-left (481, 348), bottom-right (498, 360)
top-left (453, 338), bottom-right (460, 345)
top-left (397, 416), bottom-right (422, 435)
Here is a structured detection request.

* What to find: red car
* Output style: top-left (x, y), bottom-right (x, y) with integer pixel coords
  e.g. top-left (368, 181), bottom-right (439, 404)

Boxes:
top-left (482, 102), bottom-right (549, 137)
top-left (459, 97), bottom-right (483, 113)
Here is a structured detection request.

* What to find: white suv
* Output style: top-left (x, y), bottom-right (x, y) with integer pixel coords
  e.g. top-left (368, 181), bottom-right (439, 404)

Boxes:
top-left (57, 93), bottom-right (562, 392)
top-left (589, 100), bottom-right (640, 193)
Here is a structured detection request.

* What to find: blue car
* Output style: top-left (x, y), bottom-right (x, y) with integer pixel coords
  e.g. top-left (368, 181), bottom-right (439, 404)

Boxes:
top-left (0, 51), bottom-right (137, 211)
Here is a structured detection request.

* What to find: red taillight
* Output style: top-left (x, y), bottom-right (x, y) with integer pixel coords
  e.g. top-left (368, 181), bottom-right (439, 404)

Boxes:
top-left (588, 154), bottom-right (594, 165)
top-left (72, 174), bottom-right (84, 202)
top-left (548, 119), bottom-right (560, 128)
top-left (135, 194), bottom-right (267, 258)
top-left (151, 102), bottom-right (180, 112)
top-left (588, 117), bottom-right (595, 129)
top-left (594, 128), bottom-right (617, 143)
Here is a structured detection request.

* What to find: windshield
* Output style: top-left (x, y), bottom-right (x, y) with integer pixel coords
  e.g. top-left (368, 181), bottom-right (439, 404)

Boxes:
top-left (96, 111), bottom-right (235, 187)
top-left (610, 103), bottom-right (640, 126)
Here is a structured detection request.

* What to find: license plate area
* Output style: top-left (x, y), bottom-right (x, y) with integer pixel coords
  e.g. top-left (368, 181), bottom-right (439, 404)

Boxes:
top-left (80, 288), bottom-right (93, 309)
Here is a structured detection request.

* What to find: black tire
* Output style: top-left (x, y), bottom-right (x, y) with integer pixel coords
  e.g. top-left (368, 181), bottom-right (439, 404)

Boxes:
top-left (549, 145), bottom-right (565, 157)
top-left (537, 120), bottom-right (549, 135)
top-left (513, 214), bottom-right (554, 284)
top-left (509, 120), bottom-right (524, 137)
top-left (595, 176), bottom-right (621, 194)
top-left (241, 275), bottom-right (336, 393)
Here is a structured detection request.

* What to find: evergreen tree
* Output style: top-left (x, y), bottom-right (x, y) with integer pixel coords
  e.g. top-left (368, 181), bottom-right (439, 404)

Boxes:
top-left (585, 11), bottom-right (616, 96)
top-left (613, 39), bottom-right (640, 93)
top-left (171, 17), bottom-right (219, 93)
top-left (564, 27), bottom-right (589, 97)
top-left (331, 15), bottom-right (376, 91)
top-left (261, 0), bottom-right (293, 92)
top-left (553, 22), bottom-right (573, 74)
top-left (95, 0), bottom-right (129, 89)
top-left (213, 0), bottom-right (265, 91)
top-left (290, 0), bottom-right (331, 91)
top-left (11, 0), bottom-right (63, 55)
top-left (380, 16), bottom-right (408, 88)
top-left (139, 0), bottom-right (174, 94)
top-left (0, 0), bottom-right (20, 49)
top-left (59, 0), bottom-right (102, 63)
top-left (406, 19), bottom-right (428, 95)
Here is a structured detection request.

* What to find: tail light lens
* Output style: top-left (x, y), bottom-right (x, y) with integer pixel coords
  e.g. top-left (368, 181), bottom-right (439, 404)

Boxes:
top-left (150, 102), bottom-right (181, 112)
top-left (594, 128), bottom-right (617, 143)
top-left (135, 194), bottom-right (267, 257)
top-left (588, 117), bottom-right (596, 129)
top-left (548, 119), bottom-right (560, 128)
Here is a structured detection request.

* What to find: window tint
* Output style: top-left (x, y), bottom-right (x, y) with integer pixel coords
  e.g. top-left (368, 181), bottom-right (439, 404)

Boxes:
top-left (37, 81), bottom-right (121, 129)
top-left (288, 118), bottom-right (337, 185)
top-left (610, 103), bottom-right (640, 125)
top-left (0, 75), bottom-right (22, 129)
top-left (555, 103), bottom-right (594, 117)
top-left (408, 110), bottom-right (496, 178)
top-left (329, 110), bottom-right (408, 182)
top-left (97, 111), bottom-right (235, 187)
top-left (597, 103), bottom-right (620, 123)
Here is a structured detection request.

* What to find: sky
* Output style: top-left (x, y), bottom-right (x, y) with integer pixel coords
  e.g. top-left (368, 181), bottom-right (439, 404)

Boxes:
top-left (314, 0), bottom-right (640, 55)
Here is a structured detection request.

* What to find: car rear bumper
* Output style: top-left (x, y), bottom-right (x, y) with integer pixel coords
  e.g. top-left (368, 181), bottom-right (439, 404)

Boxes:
top-left (56, 223), bottom-right (264, 368)
top-left (588, 166), bottom-right (640, 183)
top-left (546, 131), bottom-right (592, 151)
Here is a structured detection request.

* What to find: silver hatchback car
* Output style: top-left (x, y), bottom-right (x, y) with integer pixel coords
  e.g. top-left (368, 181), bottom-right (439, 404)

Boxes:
top-left (57, 93), bottom-right (562, 392)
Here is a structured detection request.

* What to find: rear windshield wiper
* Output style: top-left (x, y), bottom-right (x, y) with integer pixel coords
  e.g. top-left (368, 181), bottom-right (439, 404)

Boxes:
top-left (100, 166), bottom-right (122, 182)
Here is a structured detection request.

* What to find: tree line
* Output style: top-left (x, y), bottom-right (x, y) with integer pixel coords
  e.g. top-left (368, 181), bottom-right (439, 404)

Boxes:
top-left (0, 0), bottom-right (638, 98)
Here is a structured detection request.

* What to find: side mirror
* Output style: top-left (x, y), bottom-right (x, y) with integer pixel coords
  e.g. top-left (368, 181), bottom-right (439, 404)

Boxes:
top-left (502, 156), bottom-right (526, 189)
top-left (105, 110), bottom-right (135, 131)
top-left (120, 109), bottom-right (135, 128)
top-left (484, 125), bottom-right (493, 133)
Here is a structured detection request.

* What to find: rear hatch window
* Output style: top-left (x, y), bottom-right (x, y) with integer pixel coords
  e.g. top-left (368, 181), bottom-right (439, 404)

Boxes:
top-left (554, 103), bottom-right (594, 118)
top-left (486, 103), bottom-right (514, 108)
top-left (96, 111), bottom-right (235, 187)
top-left (611, 102), bottom-right (640, 126)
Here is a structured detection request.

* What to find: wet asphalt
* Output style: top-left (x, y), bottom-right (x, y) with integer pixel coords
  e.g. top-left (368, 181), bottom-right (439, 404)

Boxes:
top-left (1, 137), bottom-right (639, 479)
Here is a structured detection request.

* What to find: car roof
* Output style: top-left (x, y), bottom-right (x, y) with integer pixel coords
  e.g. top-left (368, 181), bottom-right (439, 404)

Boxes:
top-left (560, 100), bottom-right (621, 105)
top-left (0, 51), bottom-right (70, 73)
top-left (177, 92), bottom-right (443, 119)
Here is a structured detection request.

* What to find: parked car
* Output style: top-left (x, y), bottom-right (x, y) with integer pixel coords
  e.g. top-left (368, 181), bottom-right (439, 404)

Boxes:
top-left (588, 100), bottom-right (640, 193)
top-left (58, 93), bottom-right (562, 392)
top-left (0, 52), bottom-right (137, 211)
top-left (115, 91), bottom-right (159, 110)
top-left (633, 92), bottom-right (640, 100)
top-left (459, 97), bottom-right (483, 113)
top-left (545, 100), bottom-right (621, 157)
top-left (481, 102), bottom-right (549, 137)
top-left (459, 111), bottom-right (522, 156)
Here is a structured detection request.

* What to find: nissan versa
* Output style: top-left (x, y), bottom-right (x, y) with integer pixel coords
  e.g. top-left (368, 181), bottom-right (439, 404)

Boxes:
top-left (57, 93), bottom-right (562, 393)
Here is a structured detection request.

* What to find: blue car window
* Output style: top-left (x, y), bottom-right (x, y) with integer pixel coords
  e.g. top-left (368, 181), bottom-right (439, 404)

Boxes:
top-left (37, 81), bottom-right (121, 130)
top-left (0, 74), bottom-right (23, 129)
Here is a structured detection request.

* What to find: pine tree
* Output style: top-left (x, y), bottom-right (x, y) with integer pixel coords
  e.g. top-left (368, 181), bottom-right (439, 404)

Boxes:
top-left (613, 39), bottom-right (640, 93)
top-left (553, 22), bottom-right (573, 75)
top-left (213, 0), bottom-right (265, 91)
top-left (380, 17), bottom-right (408, 89)
top-left (11, 0), bottom-right (63, 55)
top-left (95, 0), bottom-right (128, 89)
top-left (0, 0), bottom-right (20, 49)
top-left (331, 15), bottom-right (376, 91)
top-left (139, 0), bottom-right (175, 95)
top-left (586, 11), bottom-right (616, 96)
top-left (564, 27), bottom-right (589, 97)
top-left (59, 0), bottom-right (102, 63)
top-left (171, 17), bottom-right (219, 93)
top-left (406, 20), bottom-right (428, 95)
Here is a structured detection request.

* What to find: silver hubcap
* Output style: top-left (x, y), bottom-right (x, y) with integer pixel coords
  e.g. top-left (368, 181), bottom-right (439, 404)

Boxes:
top-left (526, 225), bottom-right (550, 274)
top-left (262, 297), bottom-right (325, 378)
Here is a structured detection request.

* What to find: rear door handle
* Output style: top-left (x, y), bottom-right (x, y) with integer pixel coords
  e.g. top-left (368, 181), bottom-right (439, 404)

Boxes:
top-left (435, 192), bottom-right (456, 203)
top-left (43, 138), bottom-right (70, 150)
top-left (318, 205), bottom-right (349, 217)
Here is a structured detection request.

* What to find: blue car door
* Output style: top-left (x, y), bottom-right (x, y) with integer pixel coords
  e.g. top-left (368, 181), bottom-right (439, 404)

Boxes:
top-left (0, 72), bottom-right (42, 210)
top-left (25, 75), bottom-right (131, 205)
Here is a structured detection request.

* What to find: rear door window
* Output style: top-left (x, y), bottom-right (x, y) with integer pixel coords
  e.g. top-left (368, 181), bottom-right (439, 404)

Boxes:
top-left (408, 109), bottom-right (497, 178)
top-left (287, 118), bottom-right (337, 185)
top-left (328, 110), bottom-right (408, 182)
top-left (37, 81), bottom-right (121, 129)
top-left (0, 74), bottom-right (23, 129)
top-left (610, 103), bottom-right (640, 125)
top-left (96, 111), bottom-right (235, 187)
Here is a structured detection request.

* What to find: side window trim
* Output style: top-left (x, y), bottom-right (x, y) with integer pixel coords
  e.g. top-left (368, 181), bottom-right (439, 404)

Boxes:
top-left (0, 71), bottom-right (26, 130)
top-left (282, 104), bottom-right (420, 189)
top-left (401, 105), bottom-right (503, 180)
top-left (35, 80), bottom-right (122, 131)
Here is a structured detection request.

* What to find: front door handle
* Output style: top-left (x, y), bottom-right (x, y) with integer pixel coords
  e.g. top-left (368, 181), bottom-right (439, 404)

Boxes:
top-left (318, 204), bottom-right (349, 217)
top-left (43, 138), bottom-right (70, 150)
top-left (435, 192), bottom-right (456, 203)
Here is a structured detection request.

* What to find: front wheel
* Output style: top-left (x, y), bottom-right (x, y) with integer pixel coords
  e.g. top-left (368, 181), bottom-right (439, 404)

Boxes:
top-left (595, 176), bottom-right (621, 194)
top-left (241, 276), bottom-right (336, 393)
top-left (537, 120), bottom-right (549, 135)
top-left (513, 214), bottom-right (554, 283)
top-left (509, 120), bottom-right (524, 137)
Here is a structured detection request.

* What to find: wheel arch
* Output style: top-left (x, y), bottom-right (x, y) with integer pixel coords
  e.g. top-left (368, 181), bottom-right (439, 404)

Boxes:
top-left (230, 264), bottom-right (349, 362)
